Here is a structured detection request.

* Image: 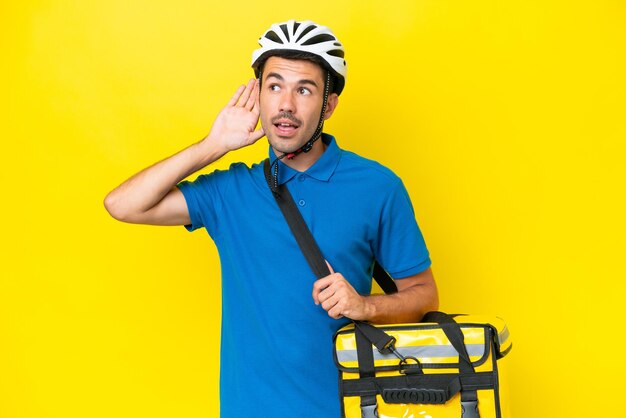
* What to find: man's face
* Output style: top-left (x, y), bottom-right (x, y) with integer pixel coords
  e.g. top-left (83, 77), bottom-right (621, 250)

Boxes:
top-left (259, 56), bottom-right (338, 155)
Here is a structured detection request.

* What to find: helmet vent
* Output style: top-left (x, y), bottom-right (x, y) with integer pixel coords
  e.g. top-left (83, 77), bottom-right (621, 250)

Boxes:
top-left (264, 30), bottom-right (283, 43)
top-left (302, 34), bottom-right (335, 46)
top-left (295, 25), bottom-right (317, 42)
top-left (279, 23), bottom-right (289, 38)
top-left (327, 49), bottom-right (345, 58)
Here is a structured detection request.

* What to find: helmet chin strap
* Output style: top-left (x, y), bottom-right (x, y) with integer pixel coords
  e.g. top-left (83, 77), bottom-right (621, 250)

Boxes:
top-left (269, 71), bottom-right (331, 193)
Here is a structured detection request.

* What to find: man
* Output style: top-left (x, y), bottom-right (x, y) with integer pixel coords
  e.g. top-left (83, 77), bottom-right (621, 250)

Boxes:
top-left (104, 20), bottom-right (438, 417)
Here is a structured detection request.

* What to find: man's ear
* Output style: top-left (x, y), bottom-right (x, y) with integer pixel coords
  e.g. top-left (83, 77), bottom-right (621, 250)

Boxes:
top-left (323, 93), bottom-right (339, 120)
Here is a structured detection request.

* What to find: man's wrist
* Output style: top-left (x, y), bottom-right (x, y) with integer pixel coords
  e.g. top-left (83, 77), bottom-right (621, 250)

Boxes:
top-left (361, 296), bottom-right (378, 321)
top-left (194, 136), bottom-right (228, 167)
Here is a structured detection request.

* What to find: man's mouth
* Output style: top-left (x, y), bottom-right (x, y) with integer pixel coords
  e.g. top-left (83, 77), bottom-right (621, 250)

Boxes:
top-left (275, 122), bottom-right (298, 128)
top-left (272, 117), bottom-right (301, 136)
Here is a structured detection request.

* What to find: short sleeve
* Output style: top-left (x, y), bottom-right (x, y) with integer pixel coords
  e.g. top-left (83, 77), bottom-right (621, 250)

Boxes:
top-left (374, 180), bottom-right (431, 279)
top-left (177, 169), bottom-right (230, 236)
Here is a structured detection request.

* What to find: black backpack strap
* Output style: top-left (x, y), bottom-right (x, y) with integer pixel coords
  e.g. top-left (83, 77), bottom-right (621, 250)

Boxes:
top-left (422, 311), bottom-right (480, 418)
top-left (263, 159), bottom-right (330, 279)
top-left (263, 159), bottom-right (397, 292)
top-left (372, 261), bottom-right (398, 294)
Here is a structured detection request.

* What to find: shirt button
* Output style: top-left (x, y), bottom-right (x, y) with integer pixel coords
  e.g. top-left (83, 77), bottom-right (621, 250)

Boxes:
top-left (298, 199), bottom-right (306, 206)
top-left (298, 175), bottom-right (306, 182)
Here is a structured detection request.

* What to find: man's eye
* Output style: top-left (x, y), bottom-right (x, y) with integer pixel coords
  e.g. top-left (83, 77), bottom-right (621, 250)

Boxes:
top-left (298, 87), bottom-right (311, 95)
top-left (269, 85), bottom-right (280, 91)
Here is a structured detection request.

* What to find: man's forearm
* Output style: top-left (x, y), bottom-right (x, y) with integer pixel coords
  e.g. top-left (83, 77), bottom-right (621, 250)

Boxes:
top-left (363, 281), bottom-right (439, 324)
top-left (104, 138), bottom-right (226, 222)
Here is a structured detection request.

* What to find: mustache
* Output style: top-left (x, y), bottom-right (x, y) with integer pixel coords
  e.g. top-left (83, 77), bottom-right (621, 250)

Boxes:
top-left (271, 112), bottom-right (302, 126)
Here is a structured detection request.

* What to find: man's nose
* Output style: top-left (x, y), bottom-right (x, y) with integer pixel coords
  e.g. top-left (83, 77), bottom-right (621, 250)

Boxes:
top-left (278, 91), bottom-right (295, 113)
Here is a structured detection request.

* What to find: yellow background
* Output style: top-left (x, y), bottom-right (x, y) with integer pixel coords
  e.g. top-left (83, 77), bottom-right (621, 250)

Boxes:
top-left (2, 1), bottom-right (625, 417)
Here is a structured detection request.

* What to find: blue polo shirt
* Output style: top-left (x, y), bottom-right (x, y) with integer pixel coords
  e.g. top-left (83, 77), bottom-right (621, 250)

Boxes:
top-left (178, 134), bottom-right (431, 417)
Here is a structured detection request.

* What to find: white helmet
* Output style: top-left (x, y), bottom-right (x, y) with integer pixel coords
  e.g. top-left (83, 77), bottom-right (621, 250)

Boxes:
top-left (251, 20), bottom-right (347, 95)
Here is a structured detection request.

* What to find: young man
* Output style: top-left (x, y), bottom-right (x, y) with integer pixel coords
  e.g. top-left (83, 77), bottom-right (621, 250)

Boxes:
top-left (105, 20), bottom-right (438, 417)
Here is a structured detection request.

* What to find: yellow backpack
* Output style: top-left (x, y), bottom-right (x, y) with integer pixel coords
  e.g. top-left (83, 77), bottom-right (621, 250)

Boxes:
top-left (334, 312), bottom-right (512, 418)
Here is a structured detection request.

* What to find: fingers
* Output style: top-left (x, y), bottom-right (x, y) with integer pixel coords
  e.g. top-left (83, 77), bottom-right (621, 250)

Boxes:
top-left (312, 262), bottom-right (336, 307)
top-left (236, 79), bottom-right (256, 109)
top-left (312, 261), bottom-right (337, 304)
top-left (226, 79), bottom-right (258, 108)
top-left (320, 290), bottom-right (345, 319)
top-left (312, 276), bottom-right (333, 305)
top-left (312, 277), bottom-right (337, 315)
top-left (312, 273), bottom-right (346, 307)
top-left (317, 279), bottom-right (344, 307)
top-left (226, 84), bottom-right (246, 107)
top-left (245, 79), bottom-right (259, 110)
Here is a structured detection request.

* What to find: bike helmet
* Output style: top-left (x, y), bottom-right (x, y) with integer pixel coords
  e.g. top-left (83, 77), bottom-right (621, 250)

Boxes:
top-left (251, 20), bottom-right (347, 95)
top-left (253, 20), bottom-right (347, 189)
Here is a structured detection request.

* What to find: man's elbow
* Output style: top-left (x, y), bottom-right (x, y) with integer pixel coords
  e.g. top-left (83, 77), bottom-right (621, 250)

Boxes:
top-left (103, 191), bottom-right (133, 223)
top-left (427, 293), bottom-right (439, 314)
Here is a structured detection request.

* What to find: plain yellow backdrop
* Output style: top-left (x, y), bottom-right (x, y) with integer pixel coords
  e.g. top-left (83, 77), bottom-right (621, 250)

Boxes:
top-left (1, 1), bottom-right (625, 417)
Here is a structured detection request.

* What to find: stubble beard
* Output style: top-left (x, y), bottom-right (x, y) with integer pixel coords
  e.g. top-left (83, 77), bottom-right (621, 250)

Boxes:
top-left (261, 113), bottom-right (314, 155)
top-left (266, 134), bottom-right (310, 155)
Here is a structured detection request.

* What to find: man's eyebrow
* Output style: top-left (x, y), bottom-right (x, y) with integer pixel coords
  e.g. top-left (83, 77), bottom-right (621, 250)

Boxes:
top-left (265, 72), bottom-right (284, 82)
top-left (265, 72), bottom-right (319, 88)
top-left (298, 79), bottom-right (319, 88)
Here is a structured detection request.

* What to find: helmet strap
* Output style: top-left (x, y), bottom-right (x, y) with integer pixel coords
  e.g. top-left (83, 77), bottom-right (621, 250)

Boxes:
top-left (270, 70), bottom-right (331, 190)
top-left (282, 70), bottom-right (330, 160)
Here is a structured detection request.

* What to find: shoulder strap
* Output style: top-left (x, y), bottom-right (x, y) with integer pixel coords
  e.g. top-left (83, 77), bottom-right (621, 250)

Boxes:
top-left (263, 159), bottom-right (330, 279)
top-left (263, 159), bottom-right (397, 293)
